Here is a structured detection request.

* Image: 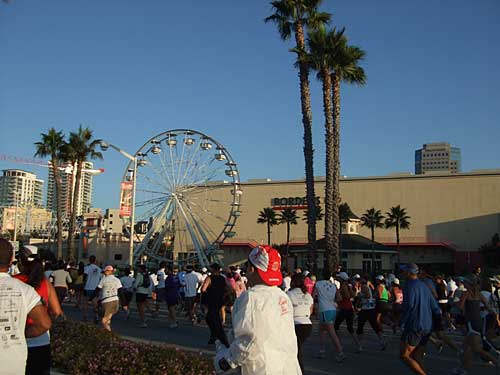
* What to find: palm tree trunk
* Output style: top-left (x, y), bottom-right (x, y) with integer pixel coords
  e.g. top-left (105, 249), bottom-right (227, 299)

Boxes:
top-left (295, 20), bottom-right (317, 273)
top-left (68, 161), bottom-right (82, 262)
top-left (52, 159), bottom-right (63, 259)
top-left (371, 225), bottom-right (375, 274)
top-left (267, 221), bottom-right (271, 246)
top-left (396, 223), bottom-right (400, 268)
top-left (330, 72), bottom-right (342, 274)
top-left (286, 221), bottom-right (291, 269)
top-left (322, 68), bottom-right (335, 275)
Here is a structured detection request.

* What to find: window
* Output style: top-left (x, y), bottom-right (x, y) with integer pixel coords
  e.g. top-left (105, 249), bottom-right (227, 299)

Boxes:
top-left (109, 221), bottom-right (113, 225)
top-left (110, 214), bottom-right (113, 218)
top-left (341, 252), bottom-right (348, 259)
top-left (363, 253), bottom-right (372, 259)
top-left (114, 254), bottom-right (122, 261)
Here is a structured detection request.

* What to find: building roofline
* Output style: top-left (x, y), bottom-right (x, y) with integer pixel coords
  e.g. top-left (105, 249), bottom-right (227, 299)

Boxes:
top-left (240, 169), bottom-right (500, 186)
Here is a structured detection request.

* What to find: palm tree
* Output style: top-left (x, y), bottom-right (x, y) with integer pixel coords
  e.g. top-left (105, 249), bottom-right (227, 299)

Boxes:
top-left (305, 26), bottom-right (366, 273)
top-left (265, 0), bottom-right (330, 271)
top-left (279, 208), bottom-right (299, 262)
top-left (34, 128), bottom-right (66, 259)
top-left (257, 207), bottom-right (279, 246)
top-left (385, 205), bottom-right (411, 266)
top-left (361, 207), bottom-right (385, 273)
top-left (65, 126), bottom-right (102, 261)
top-left (338, 202), bottom-right (354, 236)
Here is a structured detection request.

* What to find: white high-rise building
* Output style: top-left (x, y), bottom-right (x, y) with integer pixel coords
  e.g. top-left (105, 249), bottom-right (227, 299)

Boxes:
top-left (46, 162), bottom-right (94, 217)
top-left (0, 169), bottom-right (44, 207)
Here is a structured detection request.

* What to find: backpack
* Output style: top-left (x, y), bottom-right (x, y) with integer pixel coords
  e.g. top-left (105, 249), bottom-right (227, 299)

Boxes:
top-left (141, 273), bottom-right (151, 288)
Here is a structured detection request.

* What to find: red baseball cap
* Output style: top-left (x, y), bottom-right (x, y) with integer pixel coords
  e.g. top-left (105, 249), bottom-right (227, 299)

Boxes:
top-left (248, 245), bottom-right (283, 286)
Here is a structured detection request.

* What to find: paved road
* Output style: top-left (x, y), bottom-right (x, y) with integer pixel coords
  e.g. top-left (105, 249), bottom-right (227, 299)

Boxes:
top-left (63, 304), bottom-right (495, 375)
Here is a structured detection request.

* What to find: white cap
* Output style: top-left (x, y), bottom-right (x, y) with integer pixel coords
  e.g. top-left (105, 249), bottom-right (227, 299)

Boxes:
top-left (201, 267), bottom-right (208, 273)
top-left (353, 274), bottom-right (361, 279)
top-left (376, 275), bottom-right (385, 281)
top-left (393, 278), bottom-right (400, 285)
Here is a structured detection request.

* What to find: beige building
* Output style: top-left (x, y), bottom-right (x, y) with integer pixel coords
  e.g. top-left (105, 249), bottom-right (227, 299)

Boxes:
top-left (212, 170), bottom-right (500, 255)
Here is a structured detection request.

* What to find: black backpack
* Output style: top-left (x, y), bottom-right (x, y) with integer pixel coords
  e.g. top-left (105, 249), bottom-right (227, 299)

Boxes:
top-left (141, 272), bottom-right (151, 288)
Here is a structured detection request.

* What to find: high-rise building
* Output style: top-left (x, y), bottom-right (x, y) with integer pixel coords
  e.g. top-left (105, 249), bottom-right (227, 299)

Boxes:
top-left (0, 169), bottom-right (44, 207)
top-left (46, 162), bottom-right (94, 217)
top-left (415, 142), bottom-right (461, 174)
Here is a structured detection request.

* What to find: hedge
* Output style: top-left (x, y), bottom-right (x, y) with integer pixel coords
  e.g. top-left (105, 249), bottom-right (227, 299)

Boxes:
top-left (51, 320), bottom-right (215, 374)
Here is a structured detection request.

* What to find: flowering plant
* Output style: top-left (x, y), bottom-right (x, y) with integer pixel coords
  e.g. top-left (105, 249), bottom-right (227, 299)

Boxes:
top-left (51, 320), bottom-right (215, 374)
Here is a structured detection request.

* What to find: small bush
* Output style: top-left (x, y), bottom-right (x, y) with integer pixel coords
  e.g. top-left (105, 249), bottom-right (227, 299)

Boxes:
top-left (51, 320), bottom-right (214, 374)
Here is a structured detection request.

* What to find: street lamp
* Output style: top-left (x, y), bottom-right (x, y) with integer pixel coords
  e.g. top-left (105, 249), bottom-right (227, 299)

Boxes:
top-left (100, 141), bottom-right (138, 267)
top-left (13, 191), bottom-right (20, 242)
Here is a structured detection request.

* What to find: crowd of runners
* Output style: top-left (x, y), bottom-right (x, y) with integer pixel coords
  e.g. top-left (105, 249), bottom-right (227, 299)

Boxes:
top-left (2, 238), bottom-right (500, 374)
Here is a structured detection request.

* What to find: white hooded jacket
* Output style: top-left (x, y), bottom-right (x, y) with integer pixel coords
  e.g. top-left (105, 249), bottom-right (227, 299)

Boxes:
top-left (225, 284), bottom-right (302, 375)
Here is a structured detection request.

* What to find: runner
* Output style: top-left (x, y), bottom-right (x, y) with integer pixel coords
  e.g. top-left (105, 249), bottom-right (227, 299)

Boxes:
top-left (0, 239), bottom-right (52, 375)
top-left (213, 245), bottom-right (301, 374)
top-left (452, 275), bottom-right (498, 374)
top-left (72, 262), bottom-right (85, 309)
top-left (287, 272), bottom-right (314, 373)
top-left (154, 261), bottom-right (167, 317)
top-left (375, 275), bottom-right (392, 330)
top-left (184, 265), bottom-right (201, 324)
top-left (52, 261), bottom-right (72, 303)
top-left (390, 278), bottom-right (403, 334)
top-left (82, 255), bottom-right (102, 323)
top-left (313, 269), bottom-right (346, 362)
top-left (201, 263), bottom-right (229, 346)
top-left (14, 245), bottom-right (63, 375)
top-left (335, 271), bottom-right (362, 353)
top-left (164, 267), bottom-right (180, 328)
top-left (119, 267), bottom-right (134, 319)
top-left (399, 263), bottom-right (441, 375)
top-left (97, 265), bottom-right (122, 331)
top-left (356, 275), bottom-right (387, 351)
top-left (134, 264), bottom-right (150, 328)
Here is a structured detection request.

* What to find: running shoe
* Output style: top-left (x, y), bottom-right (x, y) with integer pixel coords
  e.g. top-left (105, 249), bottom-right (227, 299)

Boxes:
top-left (450, 367), bottom-right (467, 375)
top-left (140, 322), bottom-right (148, 328)
top-left (315, 350), bottom-right (326, 359)
top-left (335, 352), bottom-right (347, 363)
top-left (355, 345), bottom-right (363, 354)
top-left (169, 322), bottom-right (179, 328)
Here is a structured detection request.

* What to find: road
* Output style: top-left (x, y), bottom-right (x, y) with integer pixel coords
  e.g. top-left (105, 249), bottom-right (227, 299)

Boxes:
top-left (62, 303), bottom-right (495, 375)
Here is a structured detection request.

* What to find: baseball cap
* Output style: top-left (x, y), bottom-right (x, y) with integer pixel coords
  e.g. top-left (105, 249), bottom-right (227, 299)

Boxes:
top-left (18, 245), bottom-right (39, 262)
top-left (393, 278), bottom-right (400, 285)
top-left (201, 267), bottom-right (208, 273)
top-left (400, 263), bottom-right (419, 274)
top-left (376, 275), bottom-right (385, 281)
top-left (337, 272), bottom-right (349, 281)
top-left (248, 245), bottom-right (283, 287)
top-left (104, 265), bottom-right (114, 272)
top-left (353, 274), bottom-right (361, 280)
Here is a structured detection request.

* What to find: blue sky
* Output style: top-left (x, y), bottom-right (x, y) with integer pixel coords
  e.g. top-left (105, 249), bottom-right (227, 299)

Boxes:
top-left (1, 0), bottom-right (499, 210)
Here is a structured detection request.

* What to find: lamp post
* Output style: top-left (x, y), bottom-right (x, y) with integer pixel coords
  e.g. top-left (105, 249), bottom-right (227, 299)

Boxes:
top-left (13, 192), bottom-right (19, 242)
top-left (100, 141), bottom-right (138, 267)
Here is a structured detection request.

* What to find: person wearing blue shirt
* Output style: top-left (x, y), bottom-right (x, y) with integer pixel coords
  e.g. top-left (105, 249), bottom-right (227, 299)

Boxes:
top-left (399, 263), bottom-right (441, 375)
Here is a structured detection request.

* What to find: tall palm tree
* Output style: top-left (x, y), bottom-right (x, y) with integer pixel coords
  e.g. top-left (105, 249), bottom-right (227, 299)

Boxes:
top-left (279, 208), bottom-right (299, 262)
top-left (65, 126), bottom-right (102, 261)
top-left (361, 207), bottom-right (385, 272)
top-left (34, 128), bottom-right (66, 259)
top-left (265, 0), bottom-right (330, 271)
top-left (257, 207), bottom-right (279, 246)
top-left (385, 205), bottom-right (411, 266)
top-left (305, 26), bottom-right (366, 273)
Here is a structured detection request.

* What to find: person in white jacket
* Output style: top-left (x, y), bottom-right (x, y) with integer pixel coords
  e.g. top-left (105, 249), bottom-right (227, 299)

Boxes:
top-left (214, 245), bottom-right (302, 375)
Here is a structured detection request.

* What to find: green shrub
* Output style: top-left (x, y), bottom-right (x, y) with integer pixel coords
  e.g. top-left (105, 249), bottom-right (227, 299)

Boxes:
top-left (51, 320), bottom-right (214, 374)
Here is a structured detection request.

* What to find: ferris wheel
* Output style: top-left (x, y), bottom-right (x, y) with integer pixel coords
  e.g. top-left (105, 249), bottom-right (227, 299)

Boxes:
top-left (122, 129), bottom-right (241, 267)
